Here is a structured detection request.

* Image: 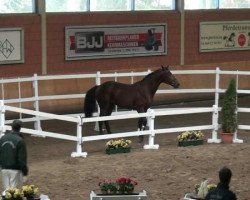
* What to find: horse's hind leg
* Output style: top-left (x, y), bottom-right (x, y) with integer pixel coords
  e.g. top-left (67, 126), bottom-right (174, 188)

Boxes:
top-left (98, 109), bottom-right (106, 134)
top-left (104, 121), bottom-right (111, 134)
top-left (104, 105), bottom-right (114, 134)
top-left (98, 121), bottom-right (103, 134)
top-left (99, 105), bottom-right (113, 134)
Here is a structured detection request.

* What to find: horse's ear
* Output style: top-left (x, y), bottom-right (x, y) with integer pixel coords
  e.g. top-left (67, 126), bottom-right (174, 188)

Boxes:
top-left (161, 65), bottom-right (169, 71)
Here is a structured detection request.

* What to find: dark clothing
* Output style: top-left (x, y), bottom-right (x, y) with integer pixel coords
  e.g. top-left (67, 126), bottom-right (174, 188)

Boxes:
top-left (205, 183), bottom-right (237, 200)
top-left (0, 131), bottom-right (28, 176)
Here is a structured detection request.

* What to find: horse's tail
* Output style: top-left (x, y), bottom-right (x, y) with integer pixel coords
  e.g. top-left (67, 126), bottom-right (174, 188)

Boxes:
top-left (84, 86), bottom-right (98, 117)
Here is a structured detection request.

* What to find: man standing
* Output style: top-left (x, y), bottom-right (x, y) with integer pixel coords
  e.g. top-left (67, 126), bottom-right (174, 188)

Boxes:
top-left (0, 120), bottom-right (28, 190)
top-left (205, 166), bottom-right (237, 200)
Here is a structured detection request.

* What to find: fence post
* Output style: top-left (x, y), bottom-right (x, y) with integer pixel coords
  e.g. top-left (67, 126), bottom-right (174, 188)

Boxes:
top-left (143, 109), bottom-right (159, 149)
top-left (214, 67), bottom-right (220, 109)
top-left (94, 71), bottom-right (101, 131)
top-left (208, 68), bottom-right (221, 143)
top-left (233, 72), bottom-right (243, 143)
top-left (33, 74), bottom-right (42, 131)
top-left (71, 116), bottom-right (87, 157)
top-left (0, 100), bottom-right (5, 137)
top-left (208, 105), bottom-right (221, 143)
top-left (114, 72), bottom-right (118, 112)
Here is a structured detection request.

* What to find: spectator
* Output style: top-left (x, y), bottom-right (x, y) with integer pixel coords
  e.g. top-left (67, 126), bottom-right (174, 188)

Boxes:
top-left (205, 166), bottom-right (237, 200)
top-left (0, 120), bottom-right (28, 190)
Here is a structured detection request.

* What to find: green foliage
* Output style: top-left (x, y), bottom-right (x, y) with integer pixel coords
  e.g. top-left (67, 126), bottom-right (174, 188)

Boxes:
top-left (221, 79), bottom-right (237, 133)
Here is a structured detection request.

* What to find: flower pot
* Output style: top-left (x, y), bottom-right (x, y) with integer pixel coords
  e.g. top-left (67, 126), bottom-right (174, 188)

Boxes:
top-left (178, 139), bottom-right (204, 147)
top-left (91, 190), bottom-right (147, 199)
top-left (26, 197), bottom-right (41, 200)
top-left (105, 147), bottom-right (131, 155)
top-left (101, 190), bottom-right (118, 195)
top-left (220, 133), bottom-right (234, 143)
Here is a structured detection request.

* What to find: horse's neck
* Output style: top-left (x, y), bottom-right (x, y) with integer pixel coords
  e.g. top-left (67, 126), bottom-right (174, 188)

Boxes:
top-left (139, 72), bottom-right (163, 97)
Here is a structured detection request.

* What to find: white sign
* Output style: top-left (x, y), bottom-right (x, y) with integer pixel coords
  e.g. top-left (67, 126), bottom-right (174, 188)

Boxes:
top-left (0, 28), bottom-right (24, 64)
top-left (200, 21), bottom-right (250, 52)
top-left (65, 24), bottom-right (167, 60)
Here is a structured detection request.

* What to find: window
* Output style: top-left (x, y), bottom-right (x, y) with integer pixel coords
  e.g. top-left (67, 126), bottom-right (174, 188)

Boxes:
top-left (135, 0), bottom-right (175, 10)
top-left (46, 0), bottom-right (88, 12)
top-left (0, 0), bottom-right (34, 13)
top-left (185, 0), bottom-right (250, 9)
top-left (185, 0), bottom-right (218, 9)
top-left (46, 0), bottom-right (175, 12)
top-left (219, 0), bottom-right (250, 8)
top-left (90, 0), bottom-right (131, 11)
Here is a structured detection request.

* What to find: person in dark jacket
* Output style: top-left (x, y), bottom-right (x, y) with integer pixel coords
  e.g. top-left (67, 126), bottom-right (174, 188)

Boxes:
top-left (205, 166), bottom-right (237, 200)
top-left (0, 120), bottom-right (28, 190)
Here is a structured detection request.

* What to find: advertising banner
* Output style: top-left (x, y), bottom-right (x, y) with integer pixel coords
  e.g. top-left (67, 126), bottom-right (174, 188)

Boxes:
top-left (0, 28), bottom-right (24, 64)
top-left (200, 21), bottom-right (250, 52)
top-left (65, 24), bottom-right (166, 60)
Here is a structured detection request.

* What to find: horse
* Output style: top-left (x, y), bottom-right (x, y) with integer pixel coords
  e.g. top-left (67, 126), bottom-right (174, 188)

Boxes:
top-left (223, 33), bottom-right (235, 47)
top-left (83, 66), bottom-right (180, 138)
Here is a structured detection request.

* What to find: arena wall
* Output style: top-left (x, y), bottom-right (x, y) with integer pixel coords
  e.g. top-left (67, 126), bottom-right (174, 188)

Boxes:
top-left (0, 14), bottom-right (42, 77)
top-left (0, 10), bottom-right (250, 113)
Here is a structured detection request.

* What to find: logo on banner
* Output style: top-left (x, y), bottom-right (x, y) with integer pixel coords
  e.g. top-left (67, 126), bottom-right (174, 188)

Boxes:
top-left (0, 39), bottom-right (14, 58)
top-left (74, 32), bottom-right (104, 53)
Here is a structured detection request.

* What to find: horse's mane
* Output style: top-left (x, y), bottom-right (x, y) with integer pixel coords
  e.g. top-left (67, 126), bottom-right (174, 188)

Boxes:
top-left (142, 68), bottom-right (162, 81)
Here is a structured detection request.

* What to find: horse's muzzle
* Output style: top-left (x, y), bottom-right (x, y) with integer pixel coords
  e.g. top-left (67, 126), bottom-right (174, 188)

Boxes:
top-left (173, 82), bottom-right (180, 88)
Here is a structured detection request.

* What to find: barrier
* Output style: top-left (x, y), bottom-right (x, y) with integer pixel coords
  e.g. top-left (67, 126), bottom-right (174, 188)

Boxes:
top-left (0, 102), bottom-right (86, 157)
top-left (0, 101), bottom-right (215, 157)
top-left (0, 68), bottom-right (250, 157)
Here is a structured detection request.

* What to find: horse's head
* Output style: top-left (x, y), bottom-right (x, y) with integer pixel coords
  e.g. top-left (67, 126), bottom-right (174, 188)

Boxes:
top-left (161, 65), bottom-right (180, 88)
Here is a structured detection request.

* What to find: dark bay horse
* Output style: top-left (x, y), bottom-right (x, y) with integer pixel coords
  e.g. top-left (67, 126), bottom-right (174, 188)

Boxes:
top-left (84, 66), bottom-right (180, 135)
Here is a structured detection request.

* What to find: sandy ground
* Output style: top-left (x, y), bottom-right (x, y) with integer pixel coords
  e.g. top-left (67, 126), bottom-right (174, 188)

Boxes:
top-left (1, 97), bottom-right (250, 200)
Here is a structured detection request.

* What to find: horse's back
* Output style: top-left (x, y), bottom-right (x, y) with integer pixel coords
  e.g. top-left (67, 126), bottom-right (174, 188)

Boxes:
top-left (97, 81), bottom-right (134, 94)
top-left (95, 81), bottom-right (142, 109)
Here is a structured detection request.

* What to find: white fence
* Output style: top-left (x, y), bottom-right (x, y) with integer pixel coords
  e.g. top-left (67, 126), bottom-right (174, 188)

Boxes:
top-left (0, 67), bottom-right (250, 157)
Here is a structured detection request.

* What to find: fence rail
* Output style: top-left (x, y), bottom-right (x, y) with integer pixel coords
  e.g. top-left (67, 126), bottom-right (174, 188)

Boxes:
top-left (0, 67), bottom-right (250, 157)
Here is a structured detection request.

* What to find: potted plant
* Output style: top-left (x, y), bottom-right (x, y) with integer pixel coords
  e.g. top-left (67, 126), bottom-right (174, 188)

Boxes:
top-left (22, 184), bottom-right (40, 200)
top-left (98, 179), bottom-right (118, 194)
top-left (220, 78), bottom-right (237, 143)
top-left (98, 177), bottom-right (138, 195)
top-left (184, 180), bottom-right (216, 200)
top-left (105, 139), bottom-right (131, 154)
top-left (116, 177), bottom-right (138, 194)
top-left (2, 188), bottom-right (24, 200)
top-left (177, 130), bottom-right (204, 147)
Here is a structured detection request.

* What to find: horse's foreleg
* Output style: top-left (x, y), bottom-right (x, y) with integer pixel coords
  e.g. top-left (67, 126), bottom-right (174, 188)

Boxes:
top-left (137, 117), bottom-right (148, 143)
top-left (138, 117), bottom-right (148, 130)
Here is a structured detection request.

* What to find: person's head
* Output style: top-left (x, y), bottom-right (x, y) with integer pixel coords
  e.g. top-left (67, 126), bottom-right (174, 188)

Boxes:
top-left (11, 119), bottom-right (22, 132)
top-left (219, 166), bottom-right (232, 185)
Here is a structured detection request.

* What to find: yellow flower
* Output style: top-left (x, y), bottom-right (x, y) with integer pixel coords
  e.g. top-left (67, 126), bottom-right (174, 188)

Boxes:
top-left (106, 139), bottom-right (131, 149)
top-left (22, 184), bottom-right (39, 198)
top-left (207, 183), bottom-right (216, 191)
top-left (177, 130), bottom-right (204, 142)
top-left (5, 192), bottom-right (12, 199)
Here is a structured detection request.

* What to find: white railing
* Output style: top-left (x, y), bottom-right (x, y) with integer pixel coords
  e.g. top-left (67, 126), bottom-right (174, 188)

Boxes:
top-left (0, 67), bottom-right (250, 157)
top-left (0, 101), bottom-right (215, 157)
